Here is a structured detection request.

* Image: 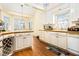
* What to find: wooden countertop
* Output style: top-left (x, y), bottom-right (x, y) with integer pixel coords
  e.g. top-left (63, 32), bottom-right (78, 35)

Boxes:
top-left (0, 30), bottom-right (34, 35)
top-left (39, 30), bottom-right (79, 35)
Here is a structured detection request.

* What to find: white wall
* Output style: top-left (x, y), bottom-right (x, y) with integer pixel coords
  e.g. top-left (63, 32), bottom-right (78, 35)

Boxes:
top-left (32, 9), bottom-right (44, 36)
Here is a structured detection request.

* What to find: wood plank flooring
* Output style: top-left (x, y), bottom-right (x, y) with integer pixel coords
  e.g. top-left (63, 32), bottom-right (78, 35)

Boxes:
top-left (13, 48), bottom-right (33, 56)
top-left (13, 36), bottom-right (57, 56)
top-left (32, 37), bottom-right (57, 56)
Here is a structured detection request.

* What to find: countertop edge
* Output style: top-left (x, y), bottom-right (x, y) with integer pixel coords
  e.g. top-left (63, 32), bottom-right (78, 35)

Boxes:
top-left (0, 30), bottom-right (34, 35)
top-left (39, 30), bottom-right (79, 35)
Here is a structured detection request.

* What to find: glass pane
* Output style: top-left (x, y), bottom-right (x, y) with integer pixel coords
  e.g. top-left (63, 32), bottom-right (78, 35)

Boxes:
top-left (3, 16), bottom-right (10, 31)
top-left (57, 10), bottom-right (70, 30)
top-left (14, 18), bottom-right (25, 30)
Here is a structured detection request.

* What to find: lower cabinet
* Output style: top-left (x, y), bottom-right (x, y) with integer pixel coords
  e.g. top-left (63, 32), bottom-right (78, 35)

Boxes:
top-left (23, 33), bottom-right (32, 48)
top-left (15, 33), bottom-right (24, 50)
top-left (67, 35), bottom-right (79, 55)
top-left (15, 33), bottom-right (32, 50)
top-left (44, 32), bottom-right (51, 43)
top-left (39, 31), bottom-right (45, 41)
top-left (40, 31), bottom-right (67, 49)
top-left (57, 33), bottom-right (67, 49)
top-left (45, 32), bottom-right (58, 46)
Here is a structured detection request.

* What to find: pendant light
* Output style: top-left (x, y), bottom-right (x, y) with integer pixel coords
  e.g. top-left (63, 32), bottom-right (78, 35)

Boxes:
top-left (20, 4), bottom-right (25, 30)
top-left (21, 4), bottom-right (23, 20)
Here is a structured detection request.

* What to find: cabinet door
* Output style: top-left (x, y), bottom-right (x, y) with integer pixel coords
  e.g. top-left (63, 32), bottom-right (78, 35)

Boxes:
top-left (23, 33), bottom-right (32, 48)
top-left (49, 32), bottom-right (58, 46)
top-left (15, 34), bottom-right (24, 50)
top-left (57, 35), bottom-right (67, 49)
top-left (45, 32), bottom-right (58, 46)
top-left (39, 31), bottom-right (45, 41)
top-left (44, 32), bottom-right (50, 43)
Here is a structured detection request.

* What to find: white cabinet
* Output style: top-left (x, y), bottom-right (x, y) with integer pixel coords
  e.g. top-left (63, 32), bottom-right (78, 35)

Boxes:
top-left (68, 35), bottom-right (79, 55)
top-left (40, 31), bottom-right (67, 49)
top-left (15, 33), bottom-right (24, 50)
top-left (0, 36), bottom-right (3, 56)
top-left (15, 33), bottom-right (32, 50)
top-left (46, 32), bottom-right (58, 46)
top-left (23, 33), bottom-right (32, 48)
top-left (57, 33), bottom-right (67, 49)
top-left (44, 32), bottom-right (51, 43)
top-left (39, 31), bottom-right (45, 41)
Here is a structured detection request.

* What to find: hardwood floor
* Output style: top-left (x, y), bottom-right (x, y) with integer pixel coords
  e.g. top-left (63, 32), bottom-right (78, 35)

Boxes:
top-left (32, 36), bottom-right (57, 56)
top-left (13, 48), bottom-right (33, 56)
top-left (13, 36), bottom-right (57, 56)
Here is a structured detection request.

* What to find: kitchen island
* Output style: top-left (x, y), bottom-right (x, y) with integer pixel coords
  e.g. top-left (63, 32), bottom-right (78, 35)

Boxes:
top-left (0, 30), bottom-right (33, 56)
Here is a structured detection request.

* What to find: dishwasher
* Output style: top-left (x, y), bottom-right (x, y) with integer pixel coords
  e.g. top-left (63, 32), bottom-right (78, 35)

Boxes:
top-left (68, 34), bottom-right (79, 55)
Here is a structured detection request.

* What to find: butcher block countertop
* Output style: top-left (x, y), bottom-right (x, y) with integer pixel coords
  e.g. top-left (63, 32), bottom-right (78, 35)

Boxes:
top-left (0, 30), bottom-right (34, 35)
top-left (39, 30), bottom-right (79, 35)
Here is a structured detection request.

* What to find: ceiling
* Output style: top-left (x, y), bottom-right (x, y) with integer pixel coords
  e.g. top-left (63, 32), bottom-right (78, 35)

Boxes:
top-left (0, 3), bottom-right (64, 16)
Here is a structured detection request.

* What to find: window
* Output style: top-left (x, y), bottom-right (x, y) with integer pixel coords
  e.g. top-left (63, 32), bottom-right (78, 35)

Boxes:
top-left (56, 10), bottom-right (70, 30)
top-left (3, 16), bottom-right (10, 31)
top-left (14, 18), bottom-right (25, 30)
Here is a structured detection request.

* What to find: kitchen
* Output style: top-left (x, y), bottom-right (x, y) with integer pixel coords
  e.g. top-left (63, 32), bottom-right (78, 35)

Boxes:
top-left (0, 3), bottom-right (79, 56)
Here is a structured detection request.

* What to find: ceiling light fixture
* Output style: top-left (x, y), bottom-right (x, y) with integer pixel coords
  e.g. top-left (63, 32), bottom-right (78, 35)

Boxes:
top-left (21, 4), bottom-right (23, 20)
